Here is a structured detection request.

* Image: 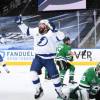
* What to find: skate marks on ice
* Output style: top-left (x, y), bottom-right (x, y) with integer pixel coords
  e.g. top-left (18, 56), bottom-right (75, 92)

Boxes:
top-left (0, 69), bottom-right (34, 100)
top-left (0, 92), bottom-right (34, 100)
top-left (0, 67), bottom-right (57, 100)
top-left (0, 66), bottom-right (94, 100)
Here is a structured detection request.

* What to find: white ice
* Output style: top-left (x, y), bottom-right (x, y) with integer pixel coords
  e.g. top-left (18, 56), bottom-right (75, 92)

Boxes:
top-left (0, 65), bottom-right (94, 100)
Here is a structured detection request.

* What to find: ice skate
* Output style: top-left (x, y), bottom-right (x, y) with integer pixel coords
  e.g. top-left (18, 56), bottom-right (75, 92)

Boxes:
top-left (34, 87), bottom-right (44, 99)
top-left (6, 70), bottom-right (10, 73)
top-left (56, 90), bottom-right (67, 100)
top-left (57, 93), bottom-right (67, 100)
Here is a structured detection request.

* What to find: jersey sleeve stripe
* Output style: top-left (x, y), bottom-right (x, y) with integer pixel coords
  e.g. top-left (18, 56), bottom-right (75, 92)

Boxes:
top-left (79, 84), bottom-right (90, 89)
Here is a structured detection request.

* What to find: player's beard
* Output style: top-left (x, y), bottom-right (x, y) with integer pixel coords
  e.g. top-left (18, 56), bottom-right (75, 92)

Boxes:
top-left (39, 28), bottom-right (49, 35)
top-left (39, 28), bottom-right (45, 34)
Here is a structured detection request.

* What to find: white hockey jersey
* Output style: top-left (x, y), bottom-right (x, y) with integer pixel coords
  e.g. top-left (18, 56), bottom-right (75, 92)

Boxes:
top-left (18, 24), bottom-right (65, 59)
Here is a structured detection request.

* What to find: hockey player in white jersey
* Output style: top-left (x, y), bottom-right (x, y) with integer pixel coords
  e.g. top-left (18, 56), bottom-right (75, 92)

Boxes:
top-left (16, 16), bottom-right (67, 100)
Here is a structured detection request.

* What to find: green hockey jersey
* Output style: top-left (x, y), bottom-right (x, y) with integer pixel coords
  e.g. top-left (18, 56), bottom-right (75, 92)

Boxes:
top-left (80, 67), bottom-right (100, 90)
top-left (56, 43), bottom-right (73, 61)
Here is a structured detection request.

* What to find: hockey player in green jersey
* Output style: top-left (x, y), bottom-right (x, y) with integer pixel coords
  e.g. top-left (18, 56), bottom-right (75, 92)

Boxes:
top-left (79, 63), bottom-right (100, 100)
top-left (55, 37), bottom-right (76, 84)
top-left (45, 68), bottom-right (51, 80)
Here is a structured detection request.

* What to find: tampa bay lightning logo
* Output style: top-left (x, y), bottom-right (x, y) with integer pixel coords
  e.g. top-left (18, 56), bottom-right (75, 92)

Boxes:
top-left (37, 37), bottom-right (48, 46)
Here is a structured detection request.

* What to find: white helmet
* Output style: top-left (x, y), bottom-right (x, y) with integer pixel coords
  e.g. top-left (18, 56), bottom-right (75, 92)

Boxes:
top-left (39, 19), bottom-right (53, 30)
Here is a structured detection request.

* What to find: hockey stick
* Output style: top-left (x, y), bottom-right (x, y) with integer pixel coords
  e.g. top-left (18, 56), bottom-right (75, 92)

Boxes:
top-left (82, 50), bottom-right (86, 56)
top-left (19, 0), bottom-right (41, 21)
top-left (20, 0), bottom-right (32, 15)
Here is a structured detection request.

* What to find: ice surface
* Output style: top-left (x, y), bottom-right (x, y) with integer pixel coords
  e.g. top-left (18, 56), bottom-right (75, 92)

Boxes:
top-left (0, 66), bottom-right (94, 100)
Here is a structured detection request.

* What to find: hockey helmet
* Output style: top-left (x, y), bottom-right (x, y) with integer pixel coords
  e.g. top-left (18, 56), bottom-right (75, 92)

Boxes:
top-left (39, 19), bottom-right (53, 30)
